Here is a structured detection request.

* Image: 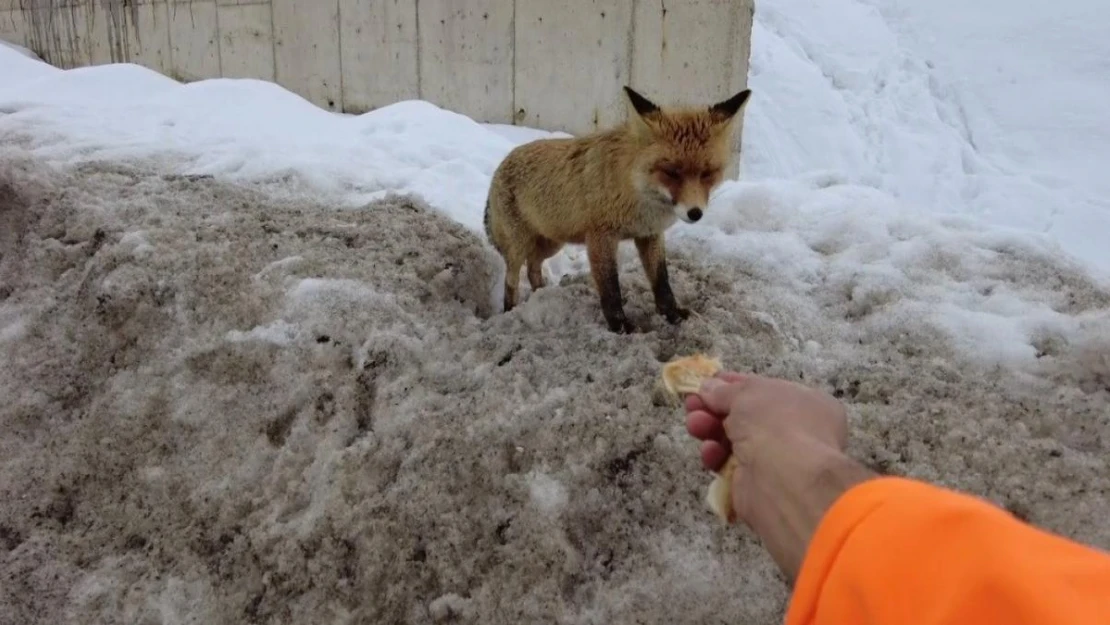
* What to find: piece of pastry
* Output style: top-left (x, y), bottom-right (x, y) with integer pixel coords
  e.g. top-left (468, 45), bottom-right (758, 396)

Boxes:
top-left (661, 354), bottom-right (737, 524)
top-left (661, 353), bottom-right (722, 396)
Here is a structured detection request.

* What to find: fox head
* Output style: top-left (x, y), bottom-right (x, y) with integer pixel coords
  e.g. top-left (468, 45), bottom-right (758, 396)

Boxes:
top-left (623, 86), bottom-right (751, 224)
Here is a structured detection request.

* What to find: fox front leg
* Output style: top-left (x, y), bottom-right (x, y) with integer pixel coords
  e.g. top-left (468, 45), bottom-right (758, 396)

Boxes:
top-left (635, 235), bottom-right (690, 325)
top-left (586, 231), bottom-right (635, 334)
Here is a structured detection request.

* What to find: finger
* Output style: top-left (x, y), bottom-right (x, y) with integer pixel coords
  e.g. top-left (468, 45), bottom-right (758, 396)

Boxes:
top-left (684, 394), bottom-right (708, 413)
top-left (717, 371), bottom-right (749, 383)
top-left (685, 372), bottom-right (749, 415)
top-left (686, 409), bottom-right (725, 441)
top-left (697, 376), bottom-right (752, 414)
top-left (700, 440), bottom-right (731, 471)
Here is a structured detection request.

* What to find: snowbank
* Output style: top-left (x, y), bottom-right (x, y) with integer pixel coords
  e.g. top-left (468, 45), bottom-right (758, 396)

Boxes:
top-left (1, 149), bottom-right (1107, 625)
top-left (0, 37), bottom-right (42, 63)
top-left (0, 46), bottom-right (570, 239)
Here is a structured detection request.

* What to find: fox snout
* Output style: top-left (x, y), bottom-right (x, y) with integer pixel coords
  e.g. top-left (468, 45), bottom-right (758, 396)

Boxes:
top-left (674, 204), bottom-right (704, 223)
top-left (652, 168), bottom-right (715, 225)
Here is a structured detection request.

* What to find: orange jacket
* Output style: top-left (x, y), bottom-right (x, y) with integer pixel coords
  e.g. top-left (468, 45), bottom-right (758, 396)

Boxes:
top-left (785, 477), bottom-right (1110, 625)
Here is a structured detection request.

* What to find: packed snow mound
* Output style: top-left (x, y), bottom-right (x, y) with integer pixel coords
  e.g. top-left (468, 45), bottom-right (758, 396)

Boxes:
top-left (0, 38), bottom-right (42, 63)
top-left (1, 152), bottom-right (1108, 624)
top-left (676, 176), bottom-right (1110, 372)
top-left (0, 47), bottom-right (548, 235)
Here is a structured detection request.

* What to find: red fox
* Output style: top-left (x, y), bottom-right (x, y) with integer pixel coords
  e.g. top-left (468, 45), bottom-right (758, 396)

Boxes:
top-left (483, 85), bottom-right (751, 333)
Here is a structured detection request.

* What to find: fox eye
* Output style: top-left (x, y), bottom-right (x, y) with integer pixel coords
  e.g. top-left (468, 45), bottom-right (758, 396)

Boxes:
top-left (701, 169), bottom-right (720, 181)
top-left (660, 166), bottom-right (681, 181)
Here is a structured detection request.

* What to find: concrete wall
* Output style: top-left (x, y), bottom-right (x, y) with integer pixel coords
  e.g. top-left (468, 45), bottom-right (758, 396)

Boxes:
top-left (1, 0), bottom-right (753, 151)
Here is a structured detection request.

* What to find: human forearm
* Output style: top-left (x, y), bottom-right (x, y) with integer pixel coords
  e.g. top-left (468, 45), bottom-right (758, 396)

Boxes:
top-left (743, 442), bottom-right (876, 581)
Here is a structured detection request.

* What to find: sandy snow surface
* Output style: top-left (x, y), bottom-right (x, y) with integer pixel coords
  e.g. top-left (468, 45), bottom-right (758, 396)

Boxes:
top-left (2, 150), bottom-right (1108, 625)
top-left (2, 0), bottom-right (1110, 622)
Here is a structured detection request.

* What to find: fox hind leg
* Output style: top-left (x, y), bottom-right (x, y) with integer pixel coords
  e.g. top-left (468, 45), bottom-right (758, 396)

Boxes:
top-left (527, 236), bottom-right (561, 292)
top-left (502, 247), bottom-right (526, 312)
top-left (526, 261), bottom-right (545, 292)
top-left (486, 195), bottom-right (529, 313)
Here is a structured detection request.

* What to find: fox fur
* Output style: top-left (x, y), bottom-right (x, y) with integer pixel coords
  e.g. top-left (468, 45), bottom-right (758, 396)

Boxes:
top-left (483, 85), bottom-right (751, 333)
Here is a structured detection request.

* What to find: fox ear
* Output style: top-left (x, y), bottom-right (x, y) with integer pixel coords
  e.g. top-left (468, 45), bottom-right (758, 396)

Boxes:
top-left (709, 89), bottom-right (751, 121)
top-left (624, 86), bottom-right (660, 119)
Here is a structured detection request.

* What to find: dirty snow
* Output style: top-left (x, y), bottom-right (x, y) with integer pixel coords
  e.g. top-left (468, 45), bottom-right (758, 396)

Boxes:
top-left (1, 0), bottom-right (1110, 623)
top-left (2, 152), bottom-right (1108, 625)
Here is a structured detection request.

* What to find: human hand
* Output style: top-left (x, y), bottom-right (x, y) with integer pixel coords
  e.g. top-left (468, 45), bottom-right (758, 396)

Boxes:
top-left (685, 372), bottom-right (872, 580)
top-left (685, 372), bottom-right (848, 474)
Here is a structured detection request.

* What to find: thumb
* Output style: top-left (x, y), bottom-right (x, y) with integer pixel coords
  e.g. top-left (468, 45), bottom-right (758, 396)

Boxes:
top-left (697, 375), bottom-right (750, 415)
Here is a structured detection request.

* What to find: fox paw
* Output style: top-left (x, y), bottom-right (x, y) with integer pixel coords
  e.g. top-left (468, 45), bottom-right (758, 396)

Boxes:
top-left (606, 316), bottom-right (637, 334)
top-left (662, 306), bottom-right (691, 325)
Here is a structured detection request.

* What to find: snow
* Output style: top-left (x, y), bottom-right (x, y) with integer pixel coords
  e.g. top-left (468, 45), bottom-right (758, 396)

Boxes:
top-left (701, 171), bottom-right (1109, 360)
top-left (0, 37), bottom-right (42, 63)
top-left (1, 6), bottom-right (1109, 621)
top-left (741, 0), bottom-right (1110, 274)
top-left (0, 60), bottom-right (540, 232)
top-left (526, 470), bottom-right (569, 514)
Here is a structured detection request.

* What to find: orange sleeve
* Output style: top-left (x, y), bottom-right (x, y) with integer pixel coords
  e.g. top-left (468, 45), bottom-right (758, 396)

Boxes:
top-left (784, 476), bottom-right (1110, 625)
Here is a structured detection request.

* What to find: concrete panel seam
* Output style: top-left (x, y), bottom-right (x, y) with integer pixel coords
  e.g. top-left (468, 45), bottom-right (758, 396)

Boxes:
top-left (214, 0), bottom-right (223, 76)
top-left (414, 0), bottom-right (421, 99)
top-left (627, 0), bottom-right (637, 92)
top-left (268, 0), bottom-right (275, 86)
top-left (165, 0), bottom-right (176, 75)
top-left (335, 0), bottom-right (343, 112)
top-left (510, 0), bottom-right (515, 123)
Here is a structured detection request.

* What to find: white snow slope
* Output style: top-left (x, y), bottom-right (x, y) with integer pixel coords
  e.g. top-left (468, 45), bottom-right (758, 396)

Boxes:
top-left (745, 0), bottom-right (1110, 271)
top-left (743, 0), bottom-right (1110, 274)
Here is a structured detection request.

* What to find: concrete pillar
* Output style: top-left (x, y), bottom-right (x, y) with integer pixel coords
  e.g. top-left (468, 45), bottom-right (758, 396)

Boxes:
top-left (272, 0), bottom-right (342, 110)
top-left (417, 0), bottom-right (514, 124)
top-left (0, 8), bottom-right (27, 49)
top-left (339, 0), bottom-right (419, 114)
top-left (215, 1), bottom-right (275, 81)
top-left (19, 1), bottom-right (92, 68)
top-left (168, 0), bottom-right (220, 82)
top-left (86, 0), bottom-right (172, 72)
top-left (514, 0), bottom-right (633, 136)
